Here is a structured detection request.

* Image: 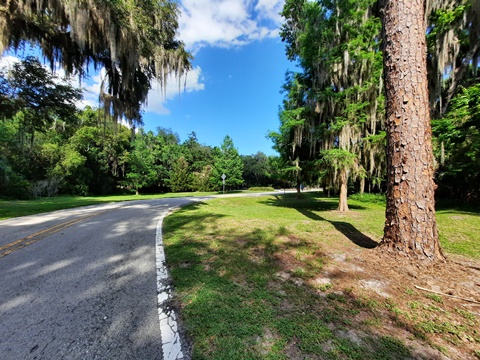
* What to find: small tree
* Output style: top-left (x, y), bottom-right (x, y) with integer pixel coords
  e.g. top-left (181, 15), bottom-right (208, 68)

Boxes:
top-left (192, 165), bottom-right (214, 192)
top-left (125, 131), bottom-right (157, 195)
top-left (319, 149), bottom-right (357, 212)
top-left (212, 135), bottom-right (244, 190)
top-left (170, 156), bottom-right (192, 192)
top-left (242, 152), bottom-right (272, 187)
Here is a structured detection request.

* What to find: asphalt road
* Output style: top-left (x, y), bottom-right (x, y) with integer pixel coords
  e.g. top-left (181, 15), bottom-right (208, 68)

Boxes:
top-left (0, 197), bottom-right (197, 360)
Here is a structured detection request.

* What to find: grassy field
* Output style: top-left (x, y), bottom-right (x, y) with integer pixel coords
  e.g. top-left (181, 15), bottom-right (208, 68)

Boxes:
top-left (163, 192), bottom-right (480, 359)
top-left (2, 191), bottom-right (479, 358)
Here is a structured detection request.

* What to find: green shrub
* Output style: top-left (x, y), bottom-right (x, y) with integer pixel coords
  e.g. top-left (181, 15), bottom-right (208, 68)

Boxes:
top-left (248, 187), bottom-right (275, 192)
top-left (349, 193), bottom-right (386, 205)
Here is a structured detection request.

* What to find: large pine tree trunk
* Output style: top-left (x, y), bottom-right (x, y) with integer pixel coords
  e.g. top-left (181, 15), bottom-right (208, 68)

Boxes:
top-left (380, 0), bottom-right (444, 260)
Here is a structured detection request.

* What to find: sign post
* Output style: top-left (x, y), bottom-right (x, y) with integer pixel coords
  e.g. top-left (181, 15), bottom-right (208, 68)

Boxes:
top-left (221, 173), bottom-right (226, 194)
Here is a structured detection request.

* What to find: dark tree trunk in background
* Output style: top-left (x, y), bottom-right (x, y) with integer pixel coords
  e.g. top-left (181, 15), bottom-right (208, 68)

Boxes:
top-left (380, 0), bottom-right (445, 260)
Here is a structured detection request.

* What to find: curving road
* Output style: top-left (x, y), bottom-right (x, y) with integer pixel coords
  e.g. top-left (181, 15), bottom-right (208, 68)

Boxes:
top-left (0, 190), bottom-right (299, 359)
top-left (0, 197), bottom-right (199, 360)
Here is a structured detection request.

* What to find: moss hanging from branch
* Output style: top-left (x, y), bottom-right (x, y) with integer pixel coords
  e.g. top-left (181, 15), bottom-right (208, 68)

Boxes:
top-left (0, 0), bottom-right (191, 126)
top-left (427, 0), bottom-right (480, 115)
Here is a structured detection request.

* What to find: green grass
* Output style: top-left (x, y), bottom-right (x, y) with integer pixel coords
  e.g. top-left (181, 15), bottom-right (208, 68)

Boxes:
top-left (248, 186), bottom-right (275, 192)
top-left (163, 192), bottom-right (480, 359)
top-left (3, 191), bottom-right (478, 357)
top-left (0, 191), bottom-right (218, 220)
top-left (436, 206), bottom-right (480, 258)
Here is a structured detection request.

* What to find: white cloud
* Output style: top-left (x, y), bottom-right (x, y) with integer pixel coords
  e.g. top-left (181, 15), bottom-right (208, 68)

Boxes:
top-left (146, 66), bottom-right (205, 115)
top-left (179, 0), bottom-right (285, 51)
top-left (255, 0), bottom-right (284, 24)
top-left (70, 70), bottom-right (105, 109)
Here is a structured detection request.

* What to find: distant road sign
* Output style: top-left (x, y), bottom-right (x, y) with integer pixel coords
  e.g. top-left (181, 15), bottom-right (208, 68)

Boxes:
top-left (221, 173), bottom-right (226, 180)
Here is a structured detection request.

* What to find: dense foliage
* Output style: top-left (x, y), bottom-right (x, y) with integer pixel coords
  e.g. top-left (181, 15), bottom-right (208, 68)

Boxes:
top-left (273, 0), bottom-right (480, 202)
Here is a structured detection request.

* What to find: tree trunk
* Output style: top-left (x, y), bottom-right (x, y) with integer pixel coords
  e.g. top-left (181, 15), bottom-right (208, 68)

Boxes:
top-left (337, 168), bottom-right (349, 212)
top-left (295, 179), bottom-right (301, 198)
top-left (380, 0), bottom-right (444, 260)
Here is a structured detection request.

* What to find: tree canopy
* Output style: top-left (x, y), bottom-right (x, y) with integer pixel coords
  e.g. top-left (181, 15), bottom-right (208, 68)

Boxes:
top-left (212, 135), bottom-right (244, 190)
top-left (274, 0), bottom-right (480, 204)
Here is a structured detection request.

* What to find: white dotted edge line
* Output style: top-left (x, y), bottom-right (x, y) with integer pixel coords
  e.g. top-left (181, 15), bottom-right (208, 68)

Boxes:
top-left (156, 211), bottom-right (184, 360)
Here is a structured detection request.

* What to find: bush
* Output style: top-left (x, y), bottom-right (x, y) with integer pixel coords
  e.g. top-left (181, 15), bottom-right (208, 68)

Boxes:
top-left (0, 161), bottom-right (32, 199)
top-left (349, 193), bottom-right (386, 205)
top-left (248, 187), bottom-right (275, 192)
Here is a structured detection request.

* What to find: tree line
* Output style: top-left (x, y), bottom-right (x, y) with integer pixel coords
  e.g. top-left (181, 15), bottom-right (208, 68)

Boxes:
top-left (0, 58), bottom-right (281, 198)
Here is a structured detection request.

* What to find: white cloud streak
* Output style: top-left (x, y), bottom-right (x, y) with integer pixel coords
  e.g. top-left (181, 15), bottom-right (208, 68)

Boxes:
top-left (146, 66), bottom-right (205, 115)
top-left (179, 0), bottom-right (285, 52)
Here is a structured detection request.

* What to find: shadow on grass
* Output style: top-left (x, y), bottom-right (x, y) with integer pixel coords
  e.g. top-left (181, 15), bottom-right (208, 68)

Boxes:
top-left (163, 206), bottom-right (415, 359)
top-left (261, 193), bottom-right (378, 249)
top-left (435, 199), bottom-right (480, 215)
top-left (163, 202), bottom-right (224, 234)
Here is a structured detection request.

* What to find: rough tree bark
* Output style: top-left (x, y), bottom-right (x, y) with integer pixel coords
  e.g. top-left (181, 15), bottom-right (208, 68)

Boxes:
top-left (338, 169), bottom-right (349, 212)
top-left (379, 0), bottom-right (445, 260)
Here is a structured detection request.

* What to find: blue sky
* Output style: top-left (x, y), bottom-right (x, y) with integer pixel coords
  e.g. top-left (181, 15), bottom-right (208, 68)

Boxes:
top-left (1, 0), bottom-right (293, 156)
top-left (141, 0), bottom-right (294, 156)
top-left (144, 38), bottom-right (293, 156)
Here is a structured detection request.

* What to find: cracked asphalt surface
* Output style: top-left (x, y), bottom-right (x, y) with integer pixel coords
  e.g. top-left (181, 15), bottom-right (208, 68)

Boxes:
top-left (0, 198), bottom-right (194, 360)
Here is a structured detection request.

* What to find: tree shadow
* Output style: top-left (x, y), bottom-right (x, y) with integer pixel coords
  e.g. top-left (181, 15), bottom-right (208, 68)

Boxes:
top-left (262, 194), bottom-right (378, 249)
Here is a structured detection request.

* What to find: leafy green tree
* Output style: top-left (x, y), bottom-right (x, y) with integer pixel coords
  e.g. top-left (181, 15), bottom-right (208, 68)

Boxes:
top-left (1, 56), bottom-right (82, 147)
top-left (242, 152), bottom-right (272, 187)
top-left (269, 72), bottom-right (315, 195)
top-left (153, 127), bottom-right (182, 191)
top-left (125, 130), bottom-right (157, 195)
top-left (212, 136), bottom-right (244, 190)
top-left (192, 165), bottom-right (215, 192)
top-left (179, 131), bottom-right (215, 191)
top-left (318, 149), bottom-right (358, 211)
top-left (279, 0), bottom-right (385, 195)
top-left (433, 83), bottom-right (480, 200)
top-left (427, 1), bottom-right (480, 116)
top-left (170, 156), bottom-right (193, 192)
top-left (182, 131), bottom-right (214, 174)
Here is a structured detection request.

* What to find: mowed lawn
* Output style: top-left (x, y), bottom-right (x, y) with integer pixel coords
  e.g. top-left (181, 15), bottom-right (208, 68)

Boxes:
top-left (163, 192), bottom-right (480, 359)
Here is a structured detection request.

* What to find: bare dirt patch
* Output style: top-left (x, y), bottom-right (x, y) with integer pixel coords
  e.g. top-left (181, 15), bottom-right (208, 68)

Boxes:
top-left (316, 241), bottom-right (480, 359)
